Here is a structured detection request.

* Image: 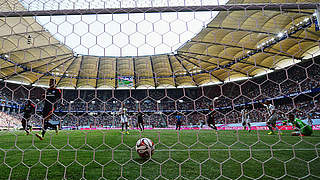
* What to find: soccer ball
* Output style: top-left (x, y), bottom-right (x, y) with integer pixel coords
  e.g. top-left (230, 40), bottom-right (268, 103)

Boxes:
top-left (135, 138), bottom-right (155, 158)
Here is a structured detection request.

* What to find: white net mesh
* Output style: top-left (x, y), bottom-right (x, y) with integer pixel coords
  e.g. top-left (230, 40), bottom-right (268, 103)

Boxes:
top-left (0, 0), bottom-right (320, 179)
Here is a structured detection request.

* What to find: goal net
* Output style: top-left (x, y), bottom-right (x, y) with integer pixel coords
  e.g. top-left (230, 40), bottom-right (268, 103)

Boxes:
top-left (0, 0), bottom-right (319, 179)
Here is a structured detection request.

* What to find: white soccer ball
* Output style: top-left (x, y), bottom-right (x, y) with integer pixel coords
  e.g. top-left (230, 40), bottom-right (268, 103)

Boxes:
top-left (135, 138), bottom-right (155, 158)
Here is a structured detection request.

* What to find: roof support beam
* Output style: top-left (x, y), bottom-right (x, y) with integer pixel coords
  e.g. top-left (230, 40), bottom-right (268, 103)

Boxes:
top-left (206, 26), bottom-right (319, 42)
top-left (2, 42), bottom-right (61, 55)
top-left (190, 40), bottom-right (299, 59)
top-left (149, 56), bottom-right (157, 88)
top-left (0, 30), bottom-right (46, 38)
top-left (174, 55), bottom-right (198, 86)
top-left (1, 53), bottom-right (73, 70)
top-left (95, 57), bottom-right (101, 88)
top-left (167, 55), bottom-right (178, 87)
top-left (5, 55), bottom-right (73, 77)
top-left (306, 29), bottom-right (320, 38)
top-left (176, 54), bottom-right (224, 82)
top-left (239, 60), bottom-right (274, 70)
top-left (178, 51), bottom-right (274, 70)
top-left (76, 56), bottom-right (85, 88)
top-left (206, 26), bottom-right (276, 36)
top-left (132, 57), bottom-right (138, 88)
top-left (5, 55), bottom-right (73, 81)
top-left (179, 54), bottom-right (253, 78)
top-left (280, 10), bottom-right (314, 15)
top-left (114, 58), bottom-right (118, 89)
top-left (1, 3), bottom-right (318, 17)
top-left (31, 56), bottom-right (75, 85)
top-left (56, 56), bottom-right (78, 87)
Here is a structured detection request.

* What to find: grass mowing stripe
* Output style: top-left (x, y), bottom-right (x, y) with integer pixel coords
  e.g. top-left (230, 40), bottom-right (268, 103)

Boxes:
top-left (0, 129), bottom-right (319, 179)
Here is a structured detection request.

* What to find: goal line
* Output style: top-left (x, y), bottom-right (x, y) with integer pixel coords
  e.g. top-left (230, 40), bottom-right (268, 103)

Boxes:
top-left (1, 148), bottom-right (319, 152)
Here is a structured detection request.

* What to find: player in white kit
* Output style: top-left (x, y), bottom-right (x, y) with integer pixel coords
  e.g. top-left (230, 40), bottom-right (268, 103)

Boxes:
top-left (307, 113), bottom-right (313, 127)
top-left (119, 104), bottom-right (129, 134)
top-left (241, 108), bottom-right (251, 132)
top-left (262, 102), bottom-right (281, 135)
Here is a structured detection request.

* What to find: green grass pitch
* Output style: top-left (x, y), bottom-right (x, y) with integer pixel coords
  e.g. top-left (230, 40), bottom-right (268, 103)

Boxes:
top-left (0, 129), bottom-right (319, 179)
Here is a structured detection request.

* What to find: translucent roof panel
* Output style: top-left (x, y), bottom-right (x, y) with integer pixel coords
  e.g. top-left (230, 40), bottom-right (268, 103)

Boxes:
top-left (1, 0), bottom-right (319, 89)
top-left (18, 0), bottom-right (228, 56)
top-left (19, 0), bottom-right (230, 10)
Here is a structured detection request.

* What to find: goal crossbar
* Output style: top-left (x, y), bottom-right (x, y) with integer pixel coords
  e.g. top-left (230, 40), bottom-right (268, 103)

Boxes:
top-left (0, 3), bottom-right (318, 17)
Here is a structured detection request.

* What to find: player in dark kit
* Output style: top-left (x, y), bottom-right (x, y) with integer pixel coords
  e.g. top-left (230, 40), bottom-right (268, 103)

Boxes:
top-left (176, 112), bottom-right (183, 131)
top-left (207, 110), bottom-right (218, 130)
top-left (22, 100), bottom-right (35, 135)
top-left (137, 111), bottom-right (144, 132)
top-left (36, 79), bottom-right (61, 140)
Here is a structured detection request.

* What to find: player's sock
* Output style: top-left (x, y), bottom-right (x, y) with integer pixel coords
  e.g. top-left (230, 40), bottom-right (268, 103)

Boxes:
top-left (55, 125), bottom-right (59, 135)
top-left (125, 124), bottom-right (128, 133)
top-left (267, 124), bottom-right (274, 134)
top-left (36, 133), bottom-right (43, 140)
top-left (42, 130), bottom-right (46, 138)
top-left (268, 131), bottom-right (275, 135)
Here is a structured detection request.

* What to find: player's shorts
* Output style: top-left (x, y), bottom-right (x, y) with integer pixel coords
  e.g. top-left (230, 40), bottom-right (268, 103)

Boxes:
top-left (301, 130), bottom-right (312, 136)
top-left (242, 118), bottom-right (250, 126)
top-left (42, 103), bottom-right (55, 118)
top-left (207, 119), bottom-right (215, 125)
top-left (301, 127), bottom-right (313, 136)
top-left (267, 114), bottom-right (277, 126)
top-left (42, 108), bottom-right (54, 118)
top-left (176, 120), bottom-right (182, 125)
top-left (24, 114), bottom-right (31, 119)
top-left (21, 118), bottom-right (27, 127)
top-left (138, 119), bottom-right (143, 124)
top-left (121, 115), bottom-right (128, 123)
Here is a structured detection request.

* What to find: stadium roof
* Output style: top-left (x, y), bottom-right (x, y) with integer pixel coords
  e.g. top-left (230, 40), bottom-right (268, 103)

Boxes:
top-left (0, 0), bottom-right (319, 89)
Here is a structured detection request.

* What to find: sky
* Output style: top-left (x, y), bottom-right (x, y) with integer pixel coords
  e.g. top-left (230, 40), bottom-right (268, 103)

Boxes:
top-left (20, 0), bottom-right (228, 56)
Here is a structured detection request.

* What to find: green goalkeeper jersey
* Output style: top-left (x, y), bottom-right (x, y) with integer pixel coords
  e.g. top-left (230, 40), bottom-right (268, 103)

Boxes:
top-left (284, 118), bottom-right (313, 136)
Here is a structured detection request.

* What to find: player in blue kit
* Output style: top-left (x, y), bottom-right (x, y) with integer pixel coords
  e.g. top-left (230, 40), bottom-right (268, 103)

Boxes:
top-left (176, 112), bottom-right (183, 131)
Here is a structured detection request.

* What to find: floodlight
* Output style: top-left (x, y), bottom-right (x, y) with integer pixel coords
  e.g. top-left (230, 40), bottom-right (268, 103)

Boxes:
top-left (277, 32), bottom-right (284, 38)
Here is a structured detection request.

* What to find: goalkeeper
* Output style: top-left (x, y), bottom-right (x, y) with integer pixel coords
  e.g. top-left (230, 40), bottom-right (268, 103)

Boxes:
top-left (283, 114), bottom-right (313, 136)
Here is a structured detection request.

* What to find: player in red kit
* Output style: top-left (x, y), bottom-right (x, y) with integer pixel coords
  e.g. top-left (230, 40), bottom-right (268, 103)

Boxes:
top-left (36, 79), bottom-right (61, 140)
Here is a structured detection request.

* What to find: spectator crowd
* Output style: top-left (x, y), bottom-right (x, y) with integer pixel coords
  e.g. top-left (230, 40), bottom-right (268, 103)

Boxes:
top-left (0, 58), bottom-right (319, 128)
